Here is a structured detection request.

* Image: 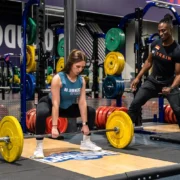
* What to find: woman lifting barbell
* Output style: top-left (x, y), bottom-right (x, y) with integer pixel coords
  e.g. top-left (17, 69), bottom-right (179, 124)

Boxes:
top-left (33, 49), bottom-right (102, 159)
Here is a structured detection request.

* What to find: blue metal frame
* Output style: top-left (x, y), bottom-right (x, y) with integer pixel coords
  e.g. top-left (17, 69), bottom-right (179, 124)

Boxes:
top-left (21, 0), bottom-right (40, 133)
top-left (96, 33), bottom-right (106, 39)
top-left (143, 2), bottom-right (180, 24)
top-left (56, 28), bottom-right (64, 35)
top-left (148, 33), bottom-right (160, 43)
top-left (119, 1), bottom-right (180, 28)
top-left (116, 96), bottom-right (122, 107)
top-left (158, 96), bottom-right (164, 123)
top-left (118, 13), bottom-right (135, 29)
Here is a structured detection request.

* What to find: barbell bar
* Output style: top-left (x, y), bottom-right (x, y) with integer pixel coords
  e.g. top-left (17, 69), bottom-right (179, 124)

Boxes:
top-left (0, 111), bottom-right (143, 163)
top-left (0, 87), bottom-right (21, 90)
top-left (0, 127), bottom-right (120, 142)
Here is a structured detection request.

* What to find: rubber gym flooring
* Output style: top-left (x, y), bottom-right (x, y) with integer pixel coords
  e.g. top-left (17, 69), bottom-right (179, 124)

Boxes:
top-left (1, 123), bottom-right (180, 180)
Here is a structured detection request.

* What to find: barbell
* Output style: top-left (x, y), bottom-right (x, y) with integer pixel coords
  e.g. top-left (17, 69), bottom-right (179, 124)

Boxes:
top-left (0, 111), bottom-right (143, 163)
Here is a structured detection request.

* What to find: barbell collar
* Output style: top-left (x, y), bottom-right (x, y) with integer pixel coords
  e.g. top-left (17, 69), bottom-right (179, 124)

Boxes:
top-left (0, 137), bottom-right (10, 143)
top-left (134, 126), bottom-right (144, 131)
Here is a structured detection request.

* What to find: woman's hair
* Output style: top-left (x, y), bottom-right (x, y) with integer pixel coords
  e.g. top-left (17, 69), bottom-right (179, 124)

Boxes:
top-left (62, 49), bottom-right (87, 74)
top-left (159, 13), bottom-right (173, 29)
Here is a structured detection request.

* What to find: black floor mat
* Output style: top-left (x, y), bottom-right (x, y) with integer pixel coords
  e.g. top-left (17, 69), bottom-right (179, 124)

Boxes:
top-left (2, 134), bottom-right (180, 180)
top-left (0, 156), bottom-right (94, 180)
top-left (150, 133), bottom-right (180, 144)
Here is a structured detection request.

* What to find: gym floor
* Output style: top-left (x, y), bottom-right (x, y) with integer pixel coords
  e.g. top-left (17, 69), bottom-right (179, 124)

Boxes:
top-left (1, 123), bottom-right (180, 180)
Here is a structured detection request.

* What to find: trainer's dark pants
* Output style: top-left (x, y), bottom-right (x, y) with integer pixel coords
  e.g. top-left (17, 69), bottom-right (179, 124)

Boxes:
top-left (36, 95), bottom-right (96, 140)
top-left (128, 78), bottom-right (180, 126)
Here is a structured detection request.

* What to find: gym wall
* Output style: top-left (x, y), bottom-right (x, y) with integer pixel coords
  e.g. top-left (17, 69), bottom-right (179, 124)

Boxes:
top-left (0, 1), bottom-right (180, 83)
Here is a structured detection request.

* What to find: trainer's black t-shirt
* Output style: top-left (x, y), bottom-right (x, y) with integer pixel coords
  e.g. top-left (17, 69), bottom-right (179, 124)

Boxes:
top-left (149, 39), bottom-right (180, 84)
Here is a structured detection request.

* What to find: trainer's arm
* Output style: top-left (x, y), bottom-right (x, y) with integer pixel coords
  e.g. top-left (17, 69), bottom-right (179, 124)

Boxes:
top-left (78, 77), bottom-right (87, 124)
top-left (136, 53), bottom-right (153, 80)
top-left (51, 74), bottom-right (62, 127)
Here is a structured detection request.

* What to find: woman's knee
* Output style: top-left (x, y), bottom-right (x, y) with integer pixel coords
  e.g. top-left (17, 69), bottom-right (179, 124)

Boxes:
top-left (36, 103), bottom-right (51, 121)
top-left (87, 106), bottom-right (96, 129)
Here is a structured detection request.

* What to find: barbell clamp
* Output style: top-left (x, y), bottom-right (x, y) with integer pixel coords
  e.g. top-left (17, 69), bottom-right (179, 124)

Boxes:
top-left (114, 127), bottom-right (120, 133)
top-left (0, 137), bottom-right (10, 143)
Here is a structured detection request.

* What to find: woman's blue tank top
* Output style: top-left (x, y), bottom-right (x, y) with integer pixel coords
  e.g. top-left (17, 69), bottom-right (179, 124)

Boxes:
top-left (49, 72), bottom-right (83, 109)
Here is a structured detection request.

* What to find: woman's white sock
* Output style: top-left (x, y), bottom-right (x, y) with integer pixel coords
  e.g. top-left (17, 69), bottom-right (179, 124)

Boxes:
top-left (36, 140), bottom-right (43, 148)
top-left (83, 135), bottom-right (90, 141)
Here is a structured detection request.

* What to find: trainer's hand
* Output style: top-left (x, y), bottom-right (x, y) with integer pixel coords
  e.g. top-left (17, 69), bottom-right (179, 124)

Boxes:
top-left (51, 126), bottom-right (59, 138)
top-left (81, 125), bottom-right (90, 135)
top-left (131, 78), bottom-right (140, 92)
top-left (162, 87), bottom-right (171, 95)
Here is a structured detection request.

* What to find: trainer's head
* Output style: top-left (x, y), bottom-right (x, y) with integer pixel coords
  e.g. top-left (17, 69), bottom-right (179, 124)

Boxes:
top-left (63, 49), bottom-right (86, 75)
top-left (158, 13), bottom-right (173, 42)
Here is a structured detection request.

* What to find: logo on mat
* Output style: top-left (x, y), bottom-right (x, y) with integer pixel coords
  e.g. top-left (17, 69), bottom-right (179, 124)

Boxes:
top-left (36, 150), bottom-right (119, 163)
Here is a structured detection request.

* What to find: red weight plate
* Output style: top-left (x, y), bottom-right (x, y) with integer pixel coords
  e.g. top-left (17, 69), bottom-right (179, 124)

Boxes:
top-left (98, 106), bottom-right (109, 129)
top-left (26, 108), bottom-right (36, 131)
top-left (95, 106), bottom-right (105, 128)
top-left (101, 106), bottom-right (112, 128)
top-left (165, 105), bottom-right (171, 123)
top-left (58, 117), bottom-right (68, 133)
top-left (95, 106), bottom-right (102, 128)
top-left (29, 109), bottom-right (36, 133)
top-left (116, 106), bottom-right (128, 113)
top-left (106, 107), bottom-right (117, 119)
top-left (45, 116), bottom-right (68, 134)
top-left (163, 105), bottom-right (168, 123)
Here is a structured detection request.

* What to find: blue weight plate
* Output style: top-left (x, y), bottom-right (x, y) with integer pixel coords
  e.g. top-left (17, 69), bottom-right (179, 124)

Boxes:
top-left (114, 76), bottom-right (123, 96)
top-left (103, 76), bottom-right (118, 99)
top-left (119, 80), bottom-right (125, 95)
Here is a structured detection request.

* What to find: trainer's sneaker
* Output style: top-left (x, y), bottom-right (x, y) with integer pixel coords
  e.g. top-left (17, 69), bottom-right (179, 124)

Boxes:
top-left (32, 144), bottom-right (44, 159)
top-left (80, 140), bottom-right (102, 151)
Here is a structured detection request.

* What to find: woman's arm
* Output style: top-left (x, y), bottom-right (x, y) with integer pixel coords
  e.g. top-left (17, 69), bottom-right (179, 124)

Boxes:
top-left (78, 77), bottom-right (87, 124)
top-left (51, 74), bottom-right (61, 128)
